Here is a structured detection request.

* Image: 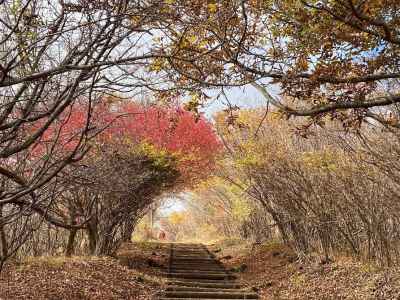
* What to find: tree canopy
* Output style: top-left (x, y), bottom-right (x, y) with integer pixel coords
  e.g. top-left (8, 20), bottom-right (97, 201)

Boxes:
top-left (151, 0), bottom-right (400, 128)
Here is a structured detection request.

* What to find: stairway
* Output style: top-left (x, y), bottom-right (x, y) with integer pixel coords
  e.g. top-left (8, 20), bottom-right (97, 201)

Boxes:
top-left (158, 243), bottom-right (259, 300)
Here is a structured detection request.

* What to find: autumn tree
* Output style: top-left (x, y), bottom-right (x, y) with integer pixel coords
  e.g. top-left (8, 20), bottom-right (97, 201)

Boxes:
top-left (57, 102), bottom-right (220, 255)
top-left (109, 102), bottom-right (222, 185)
top-left (191, 177), bottom-right (256, 239)
top-left (0, 0), bottom-right (212, 265)
top-left (2, 100), bottom-right (221, 258)
top-left (212, 107), bottom-right (400, 266)
top-left (0, 0), bottom-right (191, 237)
top-left (151, 0), bottom-right (400, 128)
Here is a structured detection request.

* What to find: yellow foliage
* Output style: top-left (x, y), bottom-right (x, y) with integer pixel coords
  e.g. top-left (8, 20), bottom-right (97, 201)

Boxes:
top-left (187, 35), bottom-right (198, 44)
top-left (177, 151), bottom-right (198, 163)
top-left (232, 197), bottom-right (251, 221)
top-left (194, 176), bottom-right (253, 222)
top-left (194, 176), bottom-right (219, 192)
top-left (149, 58), bottom-right (165, 72)
top-left (199, 40), bottom-right (208, 49)
top-left (207, 3), bottom-right (218, 13)
top-left (169, 212), bottom-right (185, 225)
top-left (301, 149), bottom-right (338, 171)
top-left (136, 142), bottom-right (175, 169)
top-left (234, 140), bottom-right (265, 168)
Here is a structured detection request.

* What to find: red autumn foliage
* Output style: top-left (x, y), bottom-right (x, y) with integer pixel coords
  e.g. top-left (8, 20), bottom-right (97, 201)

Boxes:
top-left (31, 99), bottom-right (221, 183)
top-left (111, 102), bottom-right (222, 180)
top-left (29, 101), bottom-right (111, 157)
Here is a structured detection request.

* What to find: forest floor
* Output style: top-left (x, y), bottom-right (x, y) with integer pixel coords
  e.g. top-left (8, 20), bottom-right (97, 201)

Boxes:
top-left (211, 239), bottom-right (400, 300)
top-left (0, 242), bottom-right (169, 300)
top-left (2, 240), bottom-right (400, 300)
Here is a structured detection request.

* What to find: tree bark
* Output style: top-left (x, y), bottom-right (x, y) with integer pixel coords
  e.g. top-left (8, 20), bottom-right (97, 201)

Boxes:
top-left (65, 229), bottom-right (78, 257)
top-left (87, 224), bottom-right (98, 255)
top-left (122, 220), bottom-right (134, 243)
top-left (0, 205), bottom-right (8, 260)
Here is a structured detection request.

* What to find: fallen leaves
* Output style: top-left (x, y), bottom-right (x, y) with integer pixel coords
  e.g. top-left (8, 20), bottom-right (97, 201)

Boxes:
top-left (212, 240), bottom-right (400, 300)
top-left (0, 245), bottom-right (166, 300)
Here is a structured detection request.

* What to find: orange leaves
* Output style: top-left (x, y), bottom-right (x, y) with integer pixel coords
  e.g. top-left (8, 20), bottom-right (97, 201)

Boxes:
top-left (296, 56), bottom-right (309, 72)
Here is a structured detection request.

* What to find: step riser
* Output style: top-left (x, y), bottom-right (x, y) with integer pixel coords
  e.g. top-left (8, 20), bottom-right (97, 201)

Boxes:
top-left (167, 282), bottom-right (242, 289)
top-left (164, 292), bottom-right (258, 299)
top-left (166, 287), bottom-right (250, 292)
top-left (167, 279), bottom-right (238, 284)
top-left (169, 268), bottom-right (225, 272)
top-left (165, 274), bottom-right (236, 280)
top-left (168, 270), bottom-right (229, 275)
top-left (169, 264), bottom-right (223, 267)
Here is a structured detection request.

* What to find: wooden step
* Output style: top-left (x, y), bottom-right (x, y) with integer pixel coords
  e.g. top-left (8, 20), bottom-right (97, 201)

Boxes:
top-left (166, 286), bottom-right (251, 293)
top-left (169, 268), bottom-right (228, 273)
top-left (162, 272), bottom-right (237, 280)
top-left (169, 267), bottom-right (225, 272)
top-left (167, 281), bottom-right (242, 289)
top-left (163, 291), bottom-right (259, 299)
top-left (159, 243), bottom-right (259, 299)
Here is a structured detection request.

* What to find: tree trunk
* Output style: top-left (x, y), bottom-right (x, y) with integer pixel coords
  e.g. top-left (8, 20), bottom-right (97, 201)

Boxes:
top-left (149, 205), bottom-right (155, 239)
top-left (122, 220), bottom-right (134, 243)
top-left (87, 225), bottom-right (98, 255)
top-left (0, 205), bottom-right (8, 260)
top-left (65, 229), bottom-right (78, 257)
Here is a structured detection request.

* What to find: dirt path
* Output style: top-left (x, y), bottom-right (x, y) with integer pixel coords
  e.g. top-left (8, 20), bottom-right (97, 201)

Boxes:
top-left (158, 243), bottom-right (259, 299)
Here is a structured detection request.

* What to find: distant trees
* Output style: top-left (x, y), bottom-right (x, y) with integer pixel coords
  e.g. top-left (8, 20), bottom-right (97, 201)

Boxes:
top-left (191, 177), bottom-right (255, 239)
top-left (160, 211), bottom-right (189, 242)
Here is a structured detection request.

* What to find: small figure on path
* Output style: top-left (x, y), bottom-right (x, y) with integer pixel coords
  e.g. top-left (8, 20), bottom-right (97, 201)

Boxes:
top-left (159, 230), bottom-right (166, 240)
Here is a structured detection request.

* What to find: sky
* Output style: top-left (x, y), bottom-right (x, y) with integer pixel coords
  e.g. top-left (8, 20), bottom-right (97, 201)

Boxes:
top-left (158, 196), bottom-right (187, 216)
top-left (201, 84), bottom-right (272, 119)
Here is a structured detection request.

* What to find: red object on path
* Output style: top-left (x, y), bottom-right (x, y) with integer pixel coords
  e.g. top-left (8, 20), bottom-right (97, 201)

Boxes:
top-left (159, 230), bottom-right (166, 240)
